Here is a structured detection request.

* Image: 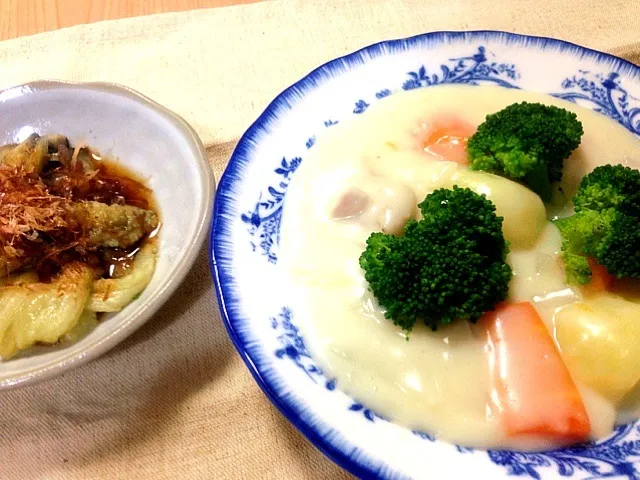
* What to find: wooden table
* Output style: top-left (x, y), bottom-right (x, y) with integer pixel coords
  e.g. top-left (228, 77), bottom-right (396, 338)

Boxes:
top-left (0, 0), bottom-right (255, 41)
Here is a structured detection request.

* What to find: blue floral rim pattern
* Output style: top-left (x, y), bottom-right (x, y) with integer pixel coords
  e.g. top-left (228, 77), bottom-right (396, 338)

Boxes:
top-left (210, 30), bottom-right (640, 480)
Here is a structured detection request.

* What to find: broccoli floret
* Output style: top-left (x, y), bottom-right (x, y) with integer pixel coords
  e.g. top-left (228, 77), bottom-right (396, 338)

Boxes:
top-left (556, 209), bottom-right (613, 284)
top-left (359, 186), bottom-right (512, 332)
top-left (597, 212), bottom-right (640, 278)
top-left (561, 251), bottom-right (592, 286)
top-left (555, 164), bottom-right (640, 284)
top-left (467, 102), bottom-right (584, 201)
top-left (573, 164), bottom-right (640, 218)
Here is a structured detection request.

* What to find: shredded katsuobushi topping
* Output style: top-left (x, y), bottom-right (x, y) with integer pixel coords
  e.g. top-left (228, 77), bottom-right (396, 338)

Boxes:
top-left (0, 134), bottom-right (159, 278)
top-left (0, 165), bottom-right (76, 262)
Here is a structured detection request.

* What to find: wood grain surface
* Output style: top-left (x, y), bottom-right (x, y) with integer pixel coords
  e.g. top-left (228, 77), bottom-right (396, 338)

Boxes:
top-left (0, 0), bottom-right (257, 41)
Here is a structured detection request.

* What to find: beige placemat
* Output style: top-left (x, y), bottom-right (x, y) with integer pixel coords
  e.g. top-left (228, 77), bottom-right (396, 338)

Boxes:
top-left (0, 1), bottom-right (638, 479)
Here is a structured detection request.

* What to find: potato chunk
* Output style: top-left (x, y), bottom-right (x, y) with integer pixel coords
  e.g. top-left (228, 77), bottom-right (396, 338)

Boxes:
top-left (555, 295), bottom-right (640, 403)
top-left (0, 263), bottom-right (93, 359)
top-left (452, 170), bottom-right (548, 250)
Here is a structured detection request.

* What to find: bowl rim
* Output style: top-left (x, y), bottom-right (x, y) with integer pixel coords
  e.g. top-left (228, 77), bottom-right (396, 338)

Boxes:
top-left (0, 80), bottom-right (215, 389)
top-left (210, 30), bottom-right (640, 479)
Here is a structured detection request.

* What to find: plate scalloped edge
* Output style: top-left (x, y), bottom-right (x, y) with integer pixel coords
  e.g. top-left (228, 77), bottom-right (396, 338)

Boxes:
top-left (211, 30), bottom-right (640, 480)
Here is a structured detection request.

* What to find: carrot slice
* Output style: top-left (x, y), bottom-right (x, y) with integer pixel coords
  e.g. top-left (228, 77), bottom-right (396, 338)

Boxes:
top-left (583, 257), bottom-right (615, 295)
top-left (479, 302), bottom-right (591, 442)
top-left (415, 115), bottom-right (475, 165)
top-left (424, 131), bottom-right (470, 165)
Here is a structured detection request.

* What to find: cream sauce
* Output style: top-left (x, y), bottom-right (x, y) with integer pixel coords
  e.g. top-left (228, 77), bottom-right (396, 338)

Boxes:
top-left (279, 85), bottom-right (640, 449)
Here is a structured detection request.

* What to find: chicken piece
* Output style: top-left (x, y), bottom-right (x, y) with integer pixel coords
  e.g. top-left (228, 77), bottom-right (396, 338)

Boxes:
top-left (71, 201), bottom-right (159, 249)
top-left (332, 181), bottom-right (417, 236)
top-left (332, 188), bottom-right (371, 219)
top-left (0, 133), bottom-right (49, 173)
top-left (371, 184), bottom-right (417, 235)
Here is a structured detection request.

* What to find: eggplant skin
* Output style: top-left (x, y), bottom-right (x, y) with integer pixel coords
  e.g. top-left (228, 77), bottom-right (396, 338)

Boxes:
top-left (71, 201), bottom-right (159, 249)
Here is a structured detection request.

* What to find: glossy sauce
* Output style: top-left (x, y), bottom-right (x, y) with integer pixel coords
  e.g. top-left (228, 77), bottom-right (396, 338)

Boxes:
top-left (36, 148), bottom-right (158, 281)
top-left (279, 85), bottom-right (640, 449)
top-left (42, 149), bottom-right (152, 209)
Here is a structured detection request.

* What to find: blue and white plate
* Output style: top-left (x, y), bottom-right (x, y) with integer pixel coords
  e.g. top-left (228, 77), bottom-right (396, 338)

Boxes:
top-left (210, 31), bottom-right (640, 479)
